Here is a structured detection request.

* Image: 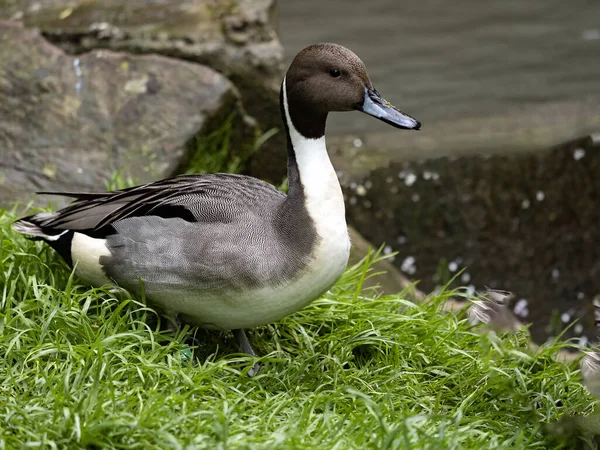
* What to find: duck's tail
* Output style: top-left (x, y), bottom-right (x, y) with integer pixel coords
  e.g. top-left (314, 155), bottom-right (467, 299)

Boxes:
top-left (12, 212), bottom-right (76, 266)
top-left (12, 212), bottom-right (65, 241)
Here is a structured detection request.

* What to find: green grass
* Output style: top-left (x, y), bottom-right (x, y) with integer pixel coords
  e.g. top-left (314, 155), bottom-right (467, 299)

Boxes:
top-left (0, 206), bottom-right (598, 449)
top-left (185, 113), bottom-right (278, 176)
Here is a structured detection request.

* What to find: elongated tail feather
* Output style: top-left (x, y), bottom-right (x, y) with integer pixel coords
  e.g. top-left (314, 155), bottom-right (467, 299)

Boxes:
top-left (12, 214), bottom-right (75, 266)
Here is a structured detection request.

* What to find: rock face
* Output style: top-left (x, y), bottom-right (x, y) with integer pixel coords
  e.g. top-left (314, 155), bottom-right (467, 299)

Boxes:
top-left (0, 0), bottom-right (286, 183)
top-left (0, 21), bottom-right (255, 207)
top-left (336, 133), bottom-right (600, 345)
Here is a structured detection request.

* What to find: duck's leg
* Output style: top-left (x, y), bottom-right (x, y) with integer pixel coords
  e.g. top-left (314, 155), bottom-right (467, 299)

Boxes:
top-left (233, 329), bottom-right (260, 376)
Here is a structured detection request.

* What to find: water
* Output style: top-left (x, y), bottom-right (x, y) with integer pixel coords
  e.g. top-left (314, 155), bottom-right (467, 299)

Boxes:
top-left (279, 1), bottom-right (600, 135)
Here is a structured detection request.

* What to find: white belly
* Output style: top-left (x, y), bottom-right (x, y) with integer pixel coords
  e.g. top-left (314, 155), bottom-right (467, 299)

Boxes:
top-left (165, 228), bottom-right (350, 330)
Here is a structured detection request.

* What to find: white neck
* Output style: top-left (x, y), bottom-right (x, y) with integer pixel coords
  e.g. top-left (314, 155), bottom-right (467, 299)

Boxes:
top-left (282, 77), bottom-right (347, 242)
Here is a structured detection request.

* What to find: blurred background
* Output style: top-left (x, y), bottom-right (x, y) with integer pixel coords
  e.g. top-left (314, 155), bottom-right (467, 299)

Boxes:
top-left (281, 1), bottom-right (600, 135)
top-left (1, 0), bottom-right (599, 347)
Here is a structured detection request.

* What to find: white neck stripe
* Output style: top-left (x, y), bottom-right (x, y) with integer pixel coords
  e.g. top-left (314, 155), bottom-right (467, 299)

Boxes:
top-left (281, 76), bottom-right (347, 243)
top-left (282, 77), bottom-right (312, 142)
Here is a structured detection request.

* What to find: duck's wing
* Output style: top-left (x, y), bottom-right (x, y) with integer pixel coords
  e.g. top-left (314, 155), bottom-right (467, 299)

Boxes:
top-left (13, 173), bottom-right (285, 239)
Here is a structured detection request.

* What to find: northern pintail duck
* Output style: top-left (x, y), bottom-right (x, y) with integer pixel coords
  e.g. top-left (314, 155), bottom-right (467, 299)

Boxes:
top-left (13, 43), bottom-right (420, 371)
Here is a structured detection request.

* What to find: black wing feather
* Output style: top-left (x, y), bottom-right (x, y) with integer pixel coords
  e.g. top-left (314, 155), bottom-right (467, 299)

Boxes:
top-left (27, 173), bottom-right (283, 237)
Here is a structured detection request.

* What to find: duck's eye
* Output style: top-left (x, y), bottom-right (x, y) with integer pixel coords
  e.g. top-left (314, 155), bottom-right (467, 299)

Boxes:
top-left (329, 68), bottom-right (341, 78)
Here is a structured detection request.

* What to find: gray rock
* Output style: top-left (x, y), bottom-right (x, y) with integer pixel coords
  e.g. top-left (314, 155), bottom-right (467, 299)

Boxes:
top-left (0, 0), bottom-right (286, 182)
top-left (0, 21), bottom-right (255, 207)
top-left (335, 129), bottom-right (600, 346)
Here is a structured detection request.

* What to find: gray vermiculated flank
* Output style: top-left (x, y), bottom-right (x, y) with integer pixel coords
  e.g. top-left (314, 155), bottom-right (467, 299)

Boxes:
top-left (25, 173), bottom-right (318, 297)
